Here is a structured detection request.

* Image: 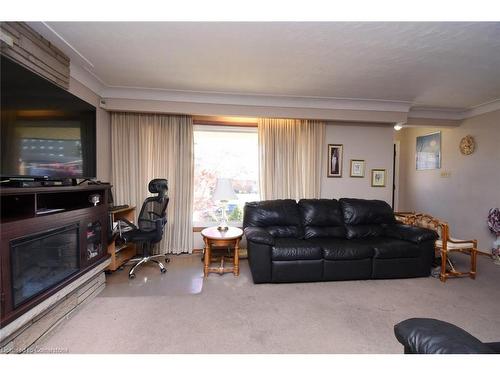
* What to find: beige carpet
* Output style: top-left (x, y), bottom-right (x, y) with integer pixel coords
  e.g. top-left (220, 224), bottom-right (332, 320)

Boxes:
top-left (37, 254), bottom-right (500, 353)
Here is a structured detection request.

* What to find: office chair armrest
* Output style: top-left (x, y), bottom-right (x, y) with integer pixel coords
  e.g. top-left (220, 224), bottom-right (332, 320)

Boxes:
top-left (137, 217), bottom-right (166, 228)
top-left (148, 211), bottom-right (162, 218)
top-left (115, 218), bottom-right (138, 231)
top-left (155, 217), bottom-right (167, 231)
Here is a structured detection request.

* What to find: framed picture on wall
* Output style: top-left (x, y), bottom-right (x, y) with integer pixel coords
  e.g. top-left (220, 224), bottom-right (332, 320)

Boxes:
top-left (371, 169), bottom-right (386, 187)
top-left (327, 144), bottom-right (343, 177)
top-left (350, 160), bottom-right (365, 177)
top-left (416, 131), bottom-right (441, 170)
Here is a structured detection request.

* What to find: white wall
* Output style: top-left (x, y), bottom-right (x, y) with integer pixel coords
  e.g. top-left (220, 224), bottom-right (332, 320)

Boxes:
top-left (321, 122), bottom-right (395, 204)
top-left (396, 109), bottom-right (500, 252)
top-left (68, 77), bottom-right (112, 182)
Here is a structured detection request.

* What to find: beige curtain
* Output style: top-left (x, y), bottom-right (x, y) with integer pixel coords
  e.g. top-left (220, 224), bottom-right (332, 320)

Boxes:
top-left (111, 112), bottom-right (193, 254)
top-left (258, 118), bottom-right (325, 200)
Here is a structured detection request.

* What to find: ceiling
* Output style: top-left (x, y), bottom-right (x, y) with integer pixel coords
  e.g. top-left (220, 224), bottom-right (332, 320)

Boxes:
top-left (35, 22), bottom-right (500, 112)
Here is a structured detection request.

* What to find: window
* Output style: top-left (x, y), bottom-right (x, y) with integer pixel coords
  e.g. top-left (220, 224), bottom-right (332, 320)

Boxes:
top-left (193, 125), bottom-right (259, 226)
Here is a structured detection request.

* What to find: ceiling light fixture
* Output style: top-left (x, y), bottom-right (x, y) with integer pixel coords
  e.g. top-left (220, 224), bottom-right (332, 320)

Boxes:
top-left (394, 123), bottom-right (404, 131)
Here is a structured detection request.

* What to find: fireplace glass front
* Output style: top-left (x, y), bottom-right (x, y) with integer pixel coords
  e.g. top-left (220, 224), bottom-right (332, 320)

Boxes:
top-left (10, 224), bottom-right (80, 308)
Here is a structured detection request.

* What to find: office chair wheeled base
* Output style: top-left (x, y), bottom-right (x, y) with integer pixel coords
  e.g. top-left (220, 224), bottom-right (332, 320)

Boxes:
top-left (127, 254), bottom-right (170, 279)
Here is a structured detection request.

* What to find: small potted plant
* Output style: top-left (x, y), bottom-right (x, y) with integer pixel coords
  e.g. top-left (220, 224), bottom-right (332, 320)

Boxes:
top-left (487, 208), bottom-right (500, 265)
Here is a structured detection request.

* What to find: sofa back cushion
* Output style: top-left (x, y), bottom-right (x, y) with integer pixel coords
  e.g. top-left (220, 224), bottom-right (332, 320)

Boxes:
top-left (340, 198), bottom-right (395, 239)
top-left (243, 199), bottom-right (303, 238)
top-left (298, 199), bottom-right (346, 239)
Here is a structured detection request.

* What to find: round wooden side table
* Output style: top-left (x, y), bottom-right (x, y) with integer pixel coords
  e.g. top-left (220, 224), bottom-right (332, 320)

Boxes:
top-left (201, 226), bottom-right (243, 277)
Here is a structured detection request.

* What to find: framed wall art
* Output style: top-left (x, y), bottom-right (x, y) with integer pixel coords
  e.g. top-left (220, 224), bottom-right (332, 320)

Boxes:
top-left (371, 169), bottom-right (386, 187)
top-left (350, 160), bottom-right (365, 177)
top-left (327, 144), bottom-right (343, 177)
top-left (416, 131), bottom-right (441, 170)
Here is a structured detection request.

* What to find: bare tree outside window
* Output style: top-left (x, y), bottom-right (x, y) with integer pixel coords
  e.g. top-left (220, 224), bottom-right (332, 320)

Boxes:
top-left (193, 126), bottom-right (259, 226)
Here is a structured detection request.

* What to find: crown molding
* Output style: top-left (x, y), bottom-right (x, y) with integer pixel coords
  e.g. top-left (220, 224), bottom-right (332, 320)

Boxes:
top-left (464, 99), bottom-right (500, 118)
top-left (101, 86), bottom-right (412, 113)
top-left (407, 106), bottom-right (466, 120)
top-left (408, 99), bottom-right (500, 122)
top-left (103, 97), bottom-right (409, 123)
top-left (405, 117), bottom-right (462, 127)
top-left (92, 80), bottom-right (500, 122)
top-left (70, 62), bottom-right (106, 95)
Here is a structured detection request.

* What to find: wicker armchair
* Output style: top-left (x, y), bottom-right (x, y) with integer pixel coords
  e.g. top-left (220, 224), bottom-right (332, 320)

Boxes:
top-left (395, 212), bottom-right (477, 282)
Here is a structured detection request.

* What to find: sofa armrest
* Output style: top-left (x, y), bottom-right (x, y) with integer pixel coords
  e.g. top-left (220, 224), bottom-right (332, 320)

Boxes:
top-left (244, 227), bottom-right (275, 246)
top-left (245, 228), bottom-right (274, 283)
top-left (394, 318), bottom-right (495, 354)
top-left (485, 342), bottom-right (500, 353)
top-left (384, 224), bottom-right (438, 244)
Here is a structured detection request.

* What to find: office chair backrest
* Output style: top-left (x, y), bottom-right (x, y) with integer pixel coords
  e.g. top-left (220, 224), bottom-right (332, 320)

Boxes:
top-left (137, 179), bottom-right (169, 237)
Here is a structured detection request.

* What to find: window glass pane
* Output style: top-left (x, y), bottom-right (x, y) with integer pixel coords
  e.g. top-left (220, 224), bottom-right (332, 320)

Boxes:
top-left (193, 126), bottom-right (259, 226)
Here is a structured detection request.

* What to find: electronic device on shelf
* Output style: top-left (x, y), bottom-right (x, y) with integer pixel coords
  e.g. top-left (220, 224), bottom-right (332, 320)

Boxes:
top-left (88, 193), bottom-right (101, 206)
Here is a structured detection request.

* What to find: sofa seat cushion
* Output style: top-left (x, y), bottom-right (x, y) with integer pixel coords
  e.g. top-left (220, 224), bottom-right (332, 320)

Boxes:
top-left (309, 238), bottom-right (374, 260)
top-left (271, 238), bottom-right (322, 261)
top-left (372, 238), bottom-right (420, 259)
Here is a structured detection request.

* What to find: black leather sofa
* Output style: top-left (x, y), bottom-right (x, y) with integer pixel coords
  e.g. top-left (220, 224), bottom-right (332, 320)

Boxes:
top-left (243, 198), bottom-right (438, 284)
top-left (394, 318), bottom-right (500, 354)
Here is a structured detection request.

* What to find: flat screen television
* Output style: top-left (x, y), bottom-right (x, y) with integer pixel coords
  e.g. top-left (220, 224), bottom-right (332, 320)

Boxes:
top-left (1, 55), bottom-right (97, 180)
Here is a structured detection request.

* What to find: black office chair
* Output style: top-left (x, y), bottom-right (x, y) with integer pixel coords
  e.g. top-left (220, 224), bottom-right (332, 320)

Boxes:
top-left (117, 178), bottom-right (170, 279)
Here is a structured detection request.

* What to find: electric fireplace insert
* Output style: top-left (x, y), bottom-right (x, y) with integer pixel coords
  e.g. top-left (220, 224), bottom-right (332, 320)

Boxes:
top-left (10, 224), bottom-right (80, 308)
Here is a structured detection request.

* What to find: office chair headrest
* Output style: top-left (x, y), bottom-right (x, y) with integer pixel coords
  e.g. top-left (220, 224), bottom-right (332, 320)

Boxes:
top-left (148, 179), bottom-right (168, 197)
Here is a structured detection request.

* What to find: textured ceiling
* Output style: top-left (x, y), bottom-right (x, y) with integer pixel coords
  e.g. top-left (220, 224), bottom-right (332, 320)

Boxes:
top-left (47, 22), bottom-right (500, 109)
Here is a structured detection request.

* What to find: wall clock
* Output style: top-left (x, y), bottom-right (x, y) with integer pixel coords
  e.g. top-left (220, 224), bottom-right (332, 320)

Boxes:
top-left (459, 135), bottom-right (475, 155)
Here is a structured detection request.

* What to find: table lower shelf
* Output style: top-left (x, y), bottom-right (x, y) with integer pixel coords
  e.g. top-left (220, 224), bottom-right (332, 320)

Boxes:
top-left (205, 255), bottom-right (238, 275)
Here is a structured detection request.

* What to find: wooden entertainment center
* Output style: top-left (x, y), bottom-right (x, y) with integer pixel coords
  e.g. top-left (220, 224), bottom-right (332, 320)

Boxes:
top-left (0, 184), bottom-right (110, 327)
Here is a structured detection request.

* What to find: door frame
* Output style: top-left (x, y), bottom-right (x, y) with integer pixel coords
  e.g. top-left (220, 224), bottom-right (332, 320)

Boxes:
top-left (392, 140), bottom-right (401, 211)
